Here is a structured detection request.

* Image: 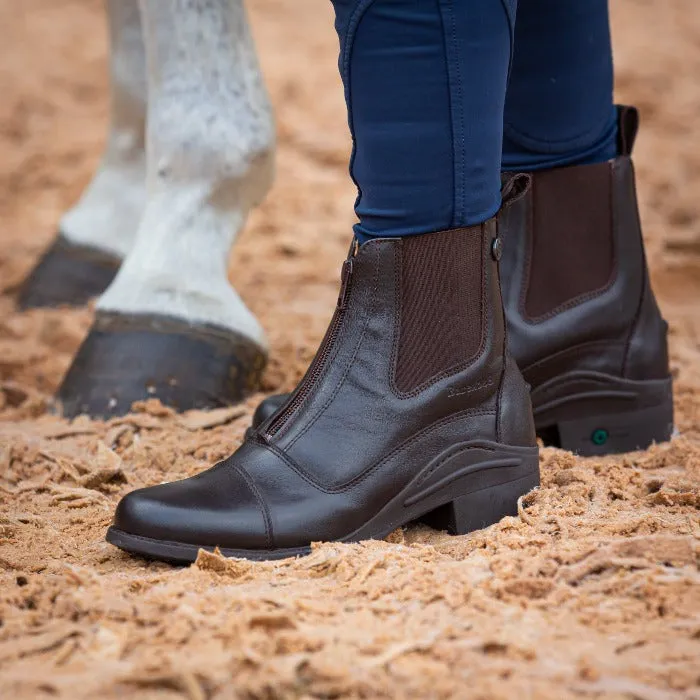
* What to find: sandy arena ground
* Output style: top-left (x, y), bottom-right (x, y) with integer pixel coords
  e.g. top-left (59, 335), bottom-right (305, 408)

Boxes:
top-left (0, 1), bottom-right (699, 697)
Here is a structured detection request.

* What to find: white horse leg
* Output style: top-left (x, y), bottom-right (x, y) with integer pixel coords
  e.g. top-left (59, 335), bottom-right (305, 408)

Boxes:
top-left (18, 0), bottom-right (147, 308)
top-left (61, 0), bottom-right (147, 258)
top-left (56, 0), bottom-right (275, 418)
top-left (98, 0), bottom-right (273, 343)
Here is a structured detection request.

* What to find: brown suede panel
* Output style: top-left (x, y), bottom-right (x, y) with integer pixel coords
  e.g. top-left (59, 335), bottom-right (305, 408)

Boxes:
top-left (394, 225), bottom-right (484, 394)
top-left (524, 162), bottom-right (616, 321)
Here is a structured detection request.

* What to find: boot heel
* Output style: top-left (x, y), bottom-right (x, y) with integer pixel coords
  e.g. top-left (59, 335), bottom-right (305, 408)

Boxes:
top-left (551, 396), bottom-right (674, 457)
top-left (421, 469), bottom-right (540, 536)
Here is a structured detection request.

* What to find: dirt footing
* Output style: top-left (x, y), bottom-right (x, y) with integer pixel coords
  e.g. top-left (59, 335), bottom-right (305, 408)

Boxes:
top-left (1, 1), bottom-right (699, 697)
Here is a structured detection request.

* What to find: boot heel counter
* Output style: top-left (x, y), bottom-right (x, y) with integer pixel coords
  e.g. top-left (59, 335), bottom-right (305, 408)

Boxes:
top-left (497, 354), bottom-right (537, 447)
top-left (623, 268), bottom-right (670, 381)
top-left (618, 151), bottom-right (670, 382)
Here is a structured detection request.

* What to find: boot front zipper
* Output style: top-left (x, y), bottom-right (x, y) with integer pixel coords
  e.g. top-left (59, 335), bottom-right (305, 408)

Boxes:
top-left (264, 255), bottom-right (354, 439)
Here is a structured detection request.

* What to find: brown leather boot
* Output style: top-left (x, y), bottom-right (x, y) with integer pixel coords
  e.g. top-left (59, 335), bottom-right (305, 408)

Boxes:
top-left (107, 188), bottom-right (539, 562)
top-left (497, 105), bottom-right (673, 456)
top-left (253, 106), bottom-right (673, 457)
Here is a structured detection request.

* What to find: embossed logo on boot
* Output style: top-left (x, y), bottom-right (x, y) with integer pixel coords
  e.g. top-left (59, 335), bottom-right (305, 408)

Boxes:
top-left (447, 377), bottom-right (494, 399)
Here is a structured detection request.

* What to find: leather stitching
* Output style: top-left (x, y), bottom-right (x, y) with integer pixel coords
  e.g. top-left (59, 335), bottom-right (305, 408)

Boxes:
top-left (261, 408), bottom-right (496, 495)
top-left (520, 162), bottom-right (620, 324)
top-left (622, 270), bottom-right (646, 378)
top-left (496, 213), bottom-right (507, 443)
top-left (495, 338), bottom-right (507, 445)
top-left (621, 160), bottom-right (648, 378)
top-left (285, 240), bottom-right (383, 448)
top-left (522, 340), bottom-right (627, 390)
top-left (518, 183), bottom-right (534, 321)
top-left (231, 462), bottom-right (273, 550)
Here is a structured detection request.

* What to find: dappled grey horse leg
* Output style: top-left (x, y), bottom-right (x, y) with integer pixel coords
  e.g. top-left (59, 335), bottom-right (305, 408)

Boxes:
top-left (18, 0), bottom-right (147, 309)
top-left (57, 0), bottom-right (275, 418)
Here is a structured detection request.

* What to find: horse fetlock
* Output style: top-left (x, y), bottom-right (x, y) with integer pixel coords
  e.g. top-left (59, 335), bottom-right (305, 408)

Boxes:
top-left (59, 157), bottom-right (147, 259)
top-left (148, 97), bottom-right (274, 211)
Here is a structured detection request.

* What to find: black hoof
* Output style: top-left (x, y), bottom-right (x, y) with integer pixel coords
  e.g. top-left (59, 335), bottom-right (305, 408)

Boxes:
top-left (56, 312), bottom-right (267, 418)
top-left (17, 233), bottom-right (121, 309)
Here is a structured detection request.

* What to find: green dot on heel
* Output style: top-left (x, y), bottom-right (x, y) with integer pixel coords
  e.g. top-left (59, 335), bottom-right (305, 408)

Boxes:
top-left (591, 428), bottom-right (609, 446)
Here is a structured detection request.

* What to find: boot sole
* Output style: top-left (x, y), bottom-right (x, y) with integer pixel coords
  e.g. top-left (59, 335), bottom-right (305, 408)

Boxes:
top-left (106, 441), bottom-right (539, 564)
top-left (532, 371), bottom-right (674, 456)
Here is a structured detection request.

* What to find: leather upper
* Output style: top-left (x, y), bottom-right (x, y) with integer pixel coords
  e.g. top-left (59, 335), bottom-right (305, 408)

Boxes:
top-left (500, 107), bottom-right (670, 400)
top-left (113, 196), bottom-right (536, 552)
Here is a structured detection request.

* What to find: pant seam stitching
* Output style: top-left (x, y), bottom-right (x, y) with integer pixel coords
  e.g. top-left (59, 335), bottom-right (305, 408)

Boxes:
top-left (437, 0), bottom-right (463, 228)
top-left (341, 0), bottom-right (378, 223)
top-left (503, 112), bottom-right (616, 153)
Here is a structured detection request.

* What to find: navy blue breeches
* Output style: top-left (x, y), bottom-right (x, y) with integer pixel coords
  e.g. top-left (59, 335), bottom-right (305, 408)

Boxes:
top-left (330, 0), bottom-right (617, 240)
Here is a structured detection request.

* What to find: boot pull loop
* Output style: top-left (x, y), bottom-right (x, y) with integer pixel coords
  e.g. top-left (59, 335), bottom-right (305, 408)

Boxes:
top-left (617, 105), bottom-right (639, 156)
top-left (495, 173), bottom-right (532, 261)
top-left (337, 258), bottom-right (353, 309)
top-left (500, 172), bottom-right (531, 206)
top-left (336, 237), bottom-right (358, 309)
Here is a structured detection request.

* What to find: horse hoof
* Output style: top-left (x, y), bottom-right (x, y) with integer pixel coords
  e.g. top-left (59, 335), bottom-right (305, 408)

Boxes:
top-left (56, 312), bottom-right (267, 418)
top-left (17, 234), bottom-right (121, 310)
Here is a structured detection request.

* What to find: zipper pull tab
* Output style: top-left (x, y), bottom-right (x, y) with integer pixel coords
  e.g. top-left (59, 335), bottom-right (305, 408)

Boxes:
top-left (337, 258), bottom-right (353, 309)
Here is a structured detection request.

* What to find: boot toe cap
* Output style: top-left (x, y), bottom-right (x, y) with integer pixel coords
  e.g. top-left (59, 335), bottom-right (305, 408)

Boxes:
top-left (111, 462), bottom-right (269, 551)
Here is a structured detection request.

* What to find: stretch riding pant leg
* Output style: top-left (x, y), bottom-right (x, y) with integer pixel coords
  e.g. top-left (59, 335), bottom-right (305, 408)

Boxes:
top-left (331, 0), bottom-right (516, 240)
top-left (502, 0), bottom-right (618, 171)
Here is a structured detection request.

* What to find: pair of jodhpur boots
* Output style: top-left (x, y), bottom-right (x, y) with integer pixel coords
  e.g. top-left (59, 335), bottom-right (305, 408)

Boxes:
top-left (107, 106), bottom-right (674, 563)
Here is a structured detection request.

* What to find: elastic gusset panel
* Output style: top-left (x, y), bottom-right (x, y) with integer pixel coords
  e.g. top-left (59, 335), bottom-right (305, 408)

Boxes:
top-left (394, 226), bottom-right (483, 394)
top-left (524, 161), bottom-right (615, 320)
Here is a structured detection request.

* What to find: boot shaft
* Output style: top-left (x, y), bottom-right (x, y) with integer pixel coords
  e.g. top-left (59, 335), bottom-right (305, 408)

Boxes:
top-left (258, 194), bottom-right (535, 489)
top-left (500, 105), bottom-right (669, 385)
